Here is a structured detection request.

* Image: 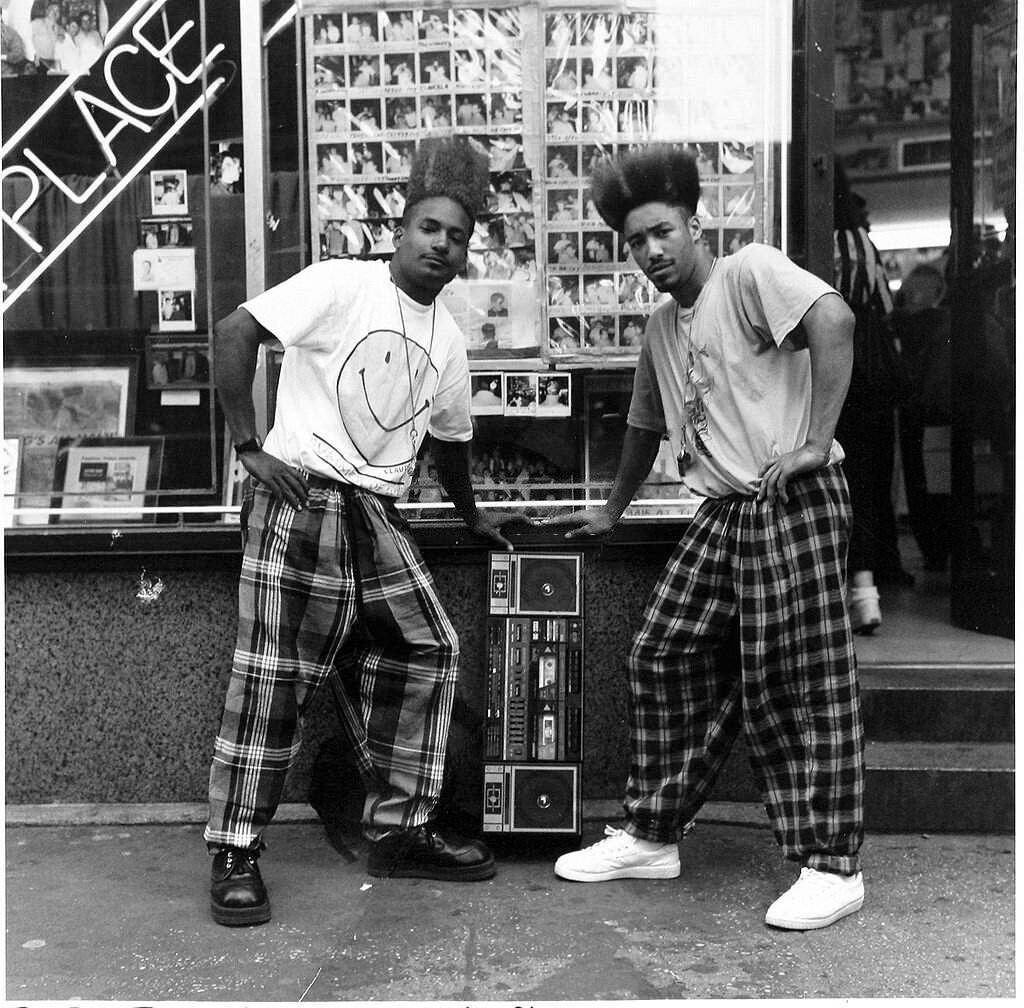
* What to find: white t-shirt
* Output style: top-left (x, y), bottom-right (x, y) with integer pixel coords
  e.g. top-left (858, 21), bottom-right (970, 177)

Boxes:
top-left (243, 259), bottom-right (472, 497)
top-left (627, 243), bottom-right (845, 498)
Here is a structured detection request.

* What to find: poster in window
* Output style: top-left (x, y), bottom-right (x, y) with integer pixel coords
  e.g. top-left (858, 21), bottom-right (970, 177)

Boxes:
top-left (132, 248), bottom-right (196, 291)
top-left (52, 436), bottom-right (164, 524)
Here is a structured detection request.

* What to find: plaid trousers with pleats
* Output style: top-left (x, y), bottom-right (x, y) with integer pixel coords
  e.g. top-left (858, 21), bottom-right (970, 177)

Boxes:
top-left (205, 477), bottom-right (459, 849)
top-left (622, 466), bottom-right (865, 875)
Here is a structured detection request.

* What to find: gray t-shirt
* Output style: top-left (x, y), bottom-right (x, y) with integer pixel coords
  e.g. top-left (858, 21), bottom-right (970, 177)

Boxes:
top-left (627, 243), bottom-right (844, 498)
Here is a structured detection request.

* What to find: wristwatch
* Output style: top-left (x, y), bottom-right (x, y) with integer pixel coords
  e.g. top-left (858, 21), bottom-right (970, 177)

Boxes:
top-left (234, 436), bottom-right (262, 457)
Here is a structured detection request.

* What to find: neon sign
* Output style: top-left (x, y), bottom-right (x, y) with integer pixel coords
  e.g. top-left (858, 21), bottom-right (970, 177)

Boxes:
top-left (1, 0), bottom-right (228, 312)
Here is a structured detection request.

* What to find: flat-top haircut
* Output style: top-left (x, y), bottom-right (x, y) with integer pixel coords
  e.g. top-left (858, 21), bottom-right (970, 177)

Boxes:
top-left (405, 136), bottom-right (491, 224)
top-left (590, 144), bottom-right (702, 233)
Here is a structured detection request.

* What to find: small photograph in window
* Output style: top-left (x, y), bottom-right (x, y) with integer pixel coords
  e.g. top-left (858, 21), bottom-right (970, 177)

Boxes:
top-left (139, 216), bottom-right (192, 249)
top-left (382, 10), bottom-right (416, 43)
top-left (352, 142), bottom-right (384, 177)
top-left (420, 51), bottom-right (451, 87)
top-left (345, 12), bottom-right (378, 44)
top-left (149, 169), bottom-right (188, 216)
top-left (546, 145), bottom-right (578, 180)
top-left (547, 274), bottom-right (579, 309)
top-left (453, 49), bottom-right (487, 86)
top-left (349, 54), bottom-right (381, 88)
top-left (490, 92), bottom-right (522, 126)
top-left (314, 55), bottom-right (346, 91)
top-left (581, 274), bottom-right (618, 309)
top-left (452, 9), bottom-right (489, 43)
top-left (618, 13), bottom-right (651, 49)
top-left (489, 50), bottom-right (519, 87)
top-left (549, 318), bottom-right (580, 353)
top-left (387, 97), bottom-right (419, 131)
top-left (723, 228), bottom-right (754, 256)
top-left (419, 94), bottom-right (451, 129)
top-left (721, 141), bottom-right (755, 175)
top-left (549, 230), bottom-right (580, 266)
top-left (547, 56), bottom-right (578, 93)
top-left (546, 102), bottom-right (578, 137)
top-left (583, 233), bottom-right (614, 265)
top-left (536, 374), bottom-right (571, 416)
top-left (349, 98), bottom-right (382, 135)
top-left (383, 53), bottom-right (416, 87)
top-left (504, 373), bottom-right (538, 415)
top-left (619, 315), bottom-right (646, 348)
top-left (470, 373), bottom-right (505, 415)
top-left (581, 59), bottom-right (614, 93)
top-left (418, 10), bottom-right (449, 43)
top-left (582, 315), bottom-right (617, 351)
top-left (157, 289), bottom-right (195, 332)
top-left (700, 229), bottom-right (721, 258)
top-left (546, 13), bottom-right (577, 49)
top-left (547, 188), bottom-right (580, 223)
top-left (455, 94), bottom-right (487, 127)
top-left (313, 14), bottom-right (342, 45)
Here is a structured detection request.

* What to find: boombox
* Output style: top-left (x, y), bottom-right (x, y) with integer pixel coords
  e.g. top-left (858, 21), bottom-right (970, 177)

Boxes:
top-left (489, 552), bottom-right (582, 616)
top-left (483, 552), bottom-right (584, 835)
top-left (483, 763), bottom-right (581, 834)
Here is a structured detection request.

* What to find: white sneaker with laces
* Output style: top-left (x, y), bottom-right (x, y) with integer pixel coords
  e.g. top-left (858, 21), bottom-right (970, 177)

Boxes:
top-left (554, 825), bottom-right (680, 882)
top-left (764, 866), bottom-right (865, 930)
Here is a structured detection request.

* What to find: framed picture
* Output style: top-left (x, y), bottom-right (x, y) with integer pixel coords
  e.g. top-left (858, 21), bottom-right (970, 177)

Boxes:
top-left (146, 334), bottom-right (212, 389)
top-left (132, 248), bottom-right (196, 291)
top-left (157, 289), bottom-right (196, 331)
top-left (51, 436), bottom-right (164, 524)
top-left (2, 358), bottom-right (138, 524)
top-left (3, 437), bottom-right (20, 524)
top-left (139, 216), bottom-right (193, 248)
top-left (150, 169), bottom-right (189, 215)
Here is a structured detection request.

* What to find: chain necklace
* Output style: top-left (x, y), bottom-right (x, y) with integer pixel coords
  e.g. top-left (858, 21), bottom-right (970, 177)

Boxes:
top-left (392, 279), bottom-right (436, 452)
top-left (673, 257), bottom-right (717, 474)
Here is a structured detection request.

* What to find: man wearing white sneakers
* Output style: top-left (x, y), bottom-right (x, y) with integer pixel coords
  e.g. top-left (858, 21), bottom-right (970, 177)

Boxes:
top-left (546, 145), bottom-right (865, 931)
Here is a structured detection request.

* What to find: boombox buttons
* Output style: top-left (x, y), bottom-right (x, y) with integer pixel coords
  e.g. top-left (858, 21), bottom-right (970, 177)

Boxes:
top-left (483, 552), bottom-right (584, 835)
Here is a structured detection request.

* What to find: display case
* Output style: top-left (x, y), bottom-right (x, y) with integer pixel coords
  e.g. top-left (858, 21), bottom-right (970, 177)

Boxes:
top-left (3, 0), bottom-right (797, 537)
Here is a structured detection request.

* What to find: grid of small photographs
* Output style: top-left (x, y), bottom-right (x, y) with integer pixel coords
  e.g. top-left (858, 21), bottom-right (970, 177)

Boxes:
top-left (543, 9), bottom-right (762, 358)
top-left (308, 7), bottom-right (541, 356)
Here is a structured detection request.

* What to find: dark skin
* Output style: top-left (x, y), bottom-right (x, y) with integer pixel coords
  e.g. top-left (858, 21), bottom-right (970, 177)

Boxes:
top-left (547, 200), bottom-right (854, 539)
top-left (215, 194), bottom-right (534, 550)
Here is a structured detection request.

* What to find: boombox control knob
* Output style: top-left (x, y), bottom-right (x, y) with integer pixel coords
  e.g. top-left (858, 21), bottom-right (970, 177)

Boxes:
top-left (541, 582), bottom-right (554, 597)
top-left (536, 793), bottom-right (551, 809)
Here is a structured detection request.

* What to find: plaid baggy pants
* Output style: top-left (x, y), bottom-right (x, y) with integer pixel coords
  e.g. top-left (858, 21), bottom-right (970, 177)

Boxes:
top-left (623, 466), bottom-right (865, 875)
top-left (205, 476), bottom-right (459, 848)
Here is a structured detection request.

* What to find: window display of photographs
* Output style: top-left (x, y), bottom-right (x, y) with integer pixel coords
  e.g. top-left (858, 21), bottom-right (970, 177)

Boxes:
top-left (306, 6), bottom-right (540, 359)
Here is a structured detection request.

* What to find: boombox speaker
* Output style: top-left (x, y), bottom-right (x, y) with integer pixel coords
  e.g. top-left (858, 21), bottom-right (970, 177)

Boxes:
top-left (483, 763), bottom-right (580, 834)
top-left (489, 552), bottom-right (582, 616)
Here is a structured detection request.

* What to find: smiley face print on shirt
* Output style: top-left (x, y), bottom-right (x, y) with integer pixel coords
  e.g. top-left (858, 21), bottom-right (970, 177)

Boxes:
top-left (313, 326), bottom-right (438, 489)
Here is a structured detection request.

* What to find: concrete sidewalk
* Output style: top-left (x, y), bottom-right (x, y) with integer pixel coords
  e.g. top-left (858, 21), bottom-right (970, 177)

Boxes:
top-left (5, 811), bottom-right (1015, 1002)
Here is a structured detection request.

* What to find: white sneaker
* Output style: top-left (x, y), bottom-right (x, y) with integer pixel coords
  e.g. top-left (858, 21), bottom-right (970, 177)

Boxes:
top-left (554, 825), bottom-right (680, 882)
top-left (764, 866), bottom-right (864, 930)
top-left (848, 586), bottom-right (881, 635)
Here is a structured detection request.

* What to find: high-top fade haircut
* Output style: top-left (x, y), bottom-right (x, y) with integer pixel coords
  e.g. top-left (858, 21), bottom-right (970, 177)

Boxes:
top-left (404, 136), bottom-right (491, 225)
top-left (590, 144), bottom-right (702, 233)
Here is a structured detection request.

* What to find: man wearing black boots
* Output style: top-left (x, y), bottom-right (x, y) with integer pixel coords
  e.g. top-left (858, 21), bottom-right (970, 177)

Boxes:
top-left (206, 137), bottom-right (530, 925)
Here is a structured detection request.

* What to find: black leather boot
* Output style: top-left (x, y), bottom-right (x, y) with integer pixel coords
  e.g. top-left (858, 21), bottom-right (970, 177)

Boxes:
top-left (366, 823), bottom-right (496, 881)
top-left (210, 846), bottom-right (271, 926)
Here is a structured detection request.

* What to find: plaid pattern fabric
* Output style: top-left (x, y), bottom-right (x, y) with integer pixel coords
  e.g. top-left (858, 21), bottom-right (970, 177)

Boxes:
top-left (623, 466), bottom-right (865, 875)
top-left (205, 477), bottom-right (459, 848)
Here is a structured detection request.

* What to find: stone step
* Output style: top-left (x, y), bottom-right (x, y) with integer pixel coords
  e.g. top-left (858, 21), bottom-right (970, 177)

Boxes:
top-left (859, 663), bottom-right (1015, 742)
top-left (864, 740), bottom-right (1015, 833)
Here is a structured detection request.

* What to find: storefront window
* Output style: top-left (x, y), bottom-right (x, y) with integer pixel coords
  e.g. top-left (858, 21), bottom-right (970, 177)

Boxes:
top-left (3, 0), bottom-right (792, 532)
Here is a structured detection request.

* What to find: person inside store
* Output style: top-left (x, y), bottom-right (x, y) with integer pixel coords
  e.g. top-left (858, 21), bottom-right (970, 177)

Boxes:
top-left (205, 136), bottom-right (534, 927)
top-left (832, 162), bottom-right (910, 633)
top-left (544, 144), bottom-right (866, 932)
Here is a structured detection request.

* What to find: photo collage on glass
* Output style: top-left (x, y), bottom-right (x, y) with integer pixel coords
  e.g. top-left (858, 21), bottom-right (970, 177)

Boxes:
top-left (309, 7), bottom-right (534, 277)
top-left (543, 9), bottom-right (760, 357)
